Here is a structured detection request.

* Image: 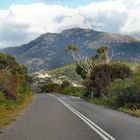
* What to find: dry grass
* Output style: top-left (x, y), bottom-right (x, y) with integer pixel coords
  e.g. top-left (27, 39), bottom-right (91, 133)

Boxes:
top-left (0, 93), bottom-right (33, 131)
top-left (118, 108), bottom-right (140, 117)
top-left (83, 97), bottom-right (140, 118)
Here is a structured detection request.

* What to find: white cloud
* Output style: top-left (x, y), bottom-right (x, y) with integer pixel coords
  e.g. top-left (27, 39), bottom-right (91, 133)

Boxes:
top-left (0, 0), bottom-right (140, 47)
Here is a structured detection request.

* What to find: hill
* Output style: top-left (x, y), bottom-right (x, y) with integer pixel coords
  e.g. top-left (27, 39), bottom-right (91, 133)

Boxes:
top-left (47, 64), bottom-right (82, 83)
top-left (1, 28), bottom-right (140, 72)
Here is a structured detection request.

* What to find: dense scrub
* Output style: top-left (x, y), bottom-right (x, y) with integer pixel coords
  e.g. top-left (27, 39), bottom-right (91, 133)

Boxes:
top-left (41, 80), bottom-right (84, 97)
top-left (60, 87), bottom-right (85, 97)
top-left (0, 53), bottom-right (33, 128)
top-left (67, 45), bottom-right (140, 116)
top-left (106, 77), bottom-right (140, 109)
top-left (75, 62), bottom-right (140, 118)
top-left (0, 53), bottom-right (33, 116)
top-left (84, 62), bottom-right (132, 97)
top-left (41, 82), bottom-right (60, 93)
top-left (0, 53), bottom-right (31, 100)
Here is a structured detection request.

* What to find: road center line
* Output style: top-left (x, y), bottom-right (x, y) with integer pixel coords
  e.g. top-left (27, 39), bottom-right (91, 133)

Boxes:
top-left (57, 98), bottom-right (116, 140)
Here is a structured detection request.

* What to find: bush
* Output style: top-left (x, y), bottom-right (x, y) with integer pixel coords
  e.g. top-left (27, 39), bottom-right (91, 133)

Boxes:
top-left (61, 80), bottom-right (70, 89)
top-left (84, 62), bottom-right (132, 97)
top-left (0, 53), bottom-right (31, 100)
top-left (136, 65), bottom-right (140, 72)
top-left (106, 78), bottom-right (140, 109)
top-left (0, 91), bottom-right (8, 109)
top-left (60, 87), bottom-right (85, 97)
top-left (76, 64), bottom-right (87, 79)
top-left (42, 82), bottom-right (60, 93)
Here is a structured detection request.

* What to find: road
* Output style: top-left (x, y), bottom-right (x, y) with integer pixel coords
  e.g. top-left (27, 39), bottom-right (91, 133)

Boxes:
top-left (0, 93), bottom-right (140, 140)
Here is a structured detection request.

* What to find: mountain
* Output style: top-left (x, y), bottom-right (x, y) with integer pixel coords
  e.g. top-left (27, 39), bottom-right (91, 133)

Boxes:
top-left (1, 28), bottom-right (140, 72)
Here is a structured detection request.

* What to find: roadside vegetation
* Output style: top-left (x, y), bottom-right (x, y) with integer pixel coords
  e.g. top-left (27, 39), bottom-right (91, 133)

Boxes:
top-left (35, 44), bottom-right (140, 117)
top-left (0, 53), bottom-right (33, 130)
top-left (65, 44), bottom-right (140, 117)
top-left (41, 80), bottom-right (85, 97)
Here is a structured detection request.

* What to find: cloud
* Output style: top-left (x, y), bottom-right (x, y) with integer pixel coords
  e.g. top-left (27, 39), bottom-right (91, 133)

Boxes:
top-left (0, 0), bottom-right (140, 48)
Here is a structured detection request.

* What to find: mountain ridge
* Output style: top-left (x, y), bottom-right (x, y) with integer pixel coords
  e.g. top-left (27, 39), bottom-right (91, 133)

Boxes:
top-left (1, 28), bottom-right (140, 72)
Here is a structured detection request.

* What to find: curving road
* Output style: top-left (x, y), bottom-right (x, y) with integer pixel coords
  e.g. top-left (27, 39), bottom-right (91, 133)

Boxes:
top-left (0, 93), bottom-right (140, 140)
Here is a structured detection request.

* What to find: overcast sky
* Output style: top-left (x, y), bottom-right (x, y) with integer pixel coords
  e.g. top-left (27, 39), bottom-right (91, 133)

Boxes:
top-left (0, 0), bottom-right (140, 48)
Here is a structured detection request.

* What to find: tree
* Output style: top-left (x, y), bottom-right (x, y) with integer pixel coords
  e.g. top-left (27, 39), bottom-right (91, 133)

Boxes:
top-left (66, 44), bottom-right (98, 74)
top-left (66, 44), bottom-right (118, 81)
top-left (97, 45), bottom-right (114, 64)
top-left (66, 44), bottom-right (79, 60)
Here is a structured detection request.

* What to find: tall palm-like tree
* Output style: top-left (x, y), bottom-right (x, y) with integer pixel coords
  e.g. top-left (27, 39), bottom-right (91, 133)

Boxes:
top-left (66, 44), bottom-right (79, 60)
top-left (66, 44), bottom-right (98, 74)
top-left (97, 45), bottom-right (110, 64)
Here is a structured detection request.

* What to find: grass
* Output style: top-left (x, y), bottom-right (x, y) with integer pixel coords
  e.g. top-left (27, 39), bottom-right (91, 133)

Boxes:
top-left (83, 97), bottom-right (140, 118)
top-left (0, 92), bottom-right (33, 131)
top-left (118, 108), bottom-right (140, 117)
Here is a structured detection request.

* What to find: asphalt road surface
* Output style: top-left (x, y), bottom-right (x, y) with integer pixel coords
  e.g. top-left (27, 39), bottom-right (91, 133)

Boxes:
top-left (0, 93), bottom-right (140, 140)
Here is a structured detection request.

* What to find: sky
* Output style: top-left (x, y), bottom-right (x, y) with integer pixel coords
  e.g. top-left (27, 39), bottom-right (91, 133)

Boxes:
top-left (0, 0), bottom-right (104, 9)
top-left (0, 0), bottom-right (140, 48)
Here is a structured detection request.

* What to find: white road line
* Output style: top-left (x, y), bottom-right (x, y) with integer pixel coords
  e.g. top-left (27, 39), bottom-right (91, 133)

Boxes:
top-left (70, 96), bottom-right (80, 99)
top-left (48, 94), bottom-right (56, 97)
top-left (61, 100), bottom-right (116, 140)
top-left (58, 98), bottom-right (116, 140)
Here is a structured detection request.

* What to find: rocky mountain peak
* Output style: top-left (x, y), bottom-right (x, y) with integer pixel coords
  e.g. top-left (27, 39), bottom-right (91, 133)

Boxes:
top-left (61, 27), bottom-right (93, 36)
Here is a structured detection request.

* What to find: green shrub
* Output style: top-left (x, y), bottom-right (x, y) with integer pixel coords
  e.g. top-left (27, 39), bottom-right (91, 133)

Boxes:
top-left (61, 80), bottom-right (70, 89)
top-left (60, 86), bottom-right (85, 97)
top-left (0, 53), bottom-right (31, 100)
top-left (134, 65), bottom-right (140, 77)
top-left (106, 78), bottom-right (140, 109)
top-left (136, 65), bottom-right (140, 72)
top-left (84, 62), bottom-right (132, 97)
top-left (0, 91), bottom-right (9, 109)
top-left (42, 82), bottom-right (60, 93)
top-left (76, 64), bottom-right (87, 79)
top-left (76, 64), bottom-right (83, 75)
